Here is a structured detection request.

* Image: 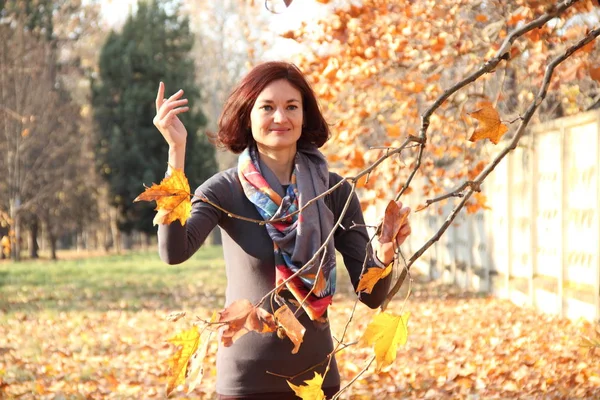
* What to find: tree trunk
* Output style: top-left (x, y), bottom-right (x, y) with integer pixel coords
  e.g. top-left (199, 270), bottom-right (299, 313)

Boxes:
top-left (28, 217), bottom-right (39, 259)
top-left (48, 228), bottom-right (57, 260)
top-left (110, 207), bottom-right (121, 253)
top-left (9, 200), bottom-right (21, 262)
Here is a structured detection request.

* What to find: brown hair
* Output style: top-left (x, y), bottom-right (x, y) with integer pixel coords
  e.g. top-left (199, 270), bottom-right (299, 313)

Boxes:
top-left (216, 61), bottom-right (330, 153)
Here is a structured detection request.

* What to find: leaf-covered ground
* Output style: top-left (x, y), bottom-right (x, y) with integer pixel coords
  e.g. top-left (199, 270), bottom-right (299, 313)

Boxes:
top-left (1, 248), bottom-right (599, 399)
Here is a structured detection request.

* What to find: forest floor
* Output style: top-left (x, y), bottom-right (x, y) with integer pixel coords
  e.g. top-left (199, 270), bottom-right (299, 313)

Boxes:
top-left (1, 247), bottom-right (599, 399)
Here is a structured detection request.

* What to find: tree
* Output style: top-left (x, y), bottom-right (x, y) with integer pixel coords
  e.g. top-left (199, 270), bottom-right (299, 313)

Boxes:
top-left (0, 0), bottom-right (101, 260)
top-left (93, 0), bottom-right (216, 239)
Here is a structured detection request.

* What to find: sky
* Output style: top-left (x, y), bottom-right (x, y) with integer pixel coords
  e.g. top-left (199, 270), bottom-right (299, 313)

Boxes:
top-left (98, 0), bottom-right (326, 59)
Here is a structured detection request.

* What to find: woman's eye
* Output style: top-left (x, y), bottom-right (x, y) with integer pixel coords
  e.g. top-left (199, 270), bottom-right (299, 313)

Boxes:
top-left (287, 105), bottom-right (298, 111)
top-left (260, 105), bottom-right (273, 111)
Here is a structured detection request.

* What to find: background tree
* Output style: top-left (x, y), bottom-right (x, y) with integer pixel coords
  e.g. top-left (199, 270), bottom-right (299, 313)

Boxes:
top-left (92, 0), bottom-right (217, 245)
top-left (0, 0), bottom-right (100, 260)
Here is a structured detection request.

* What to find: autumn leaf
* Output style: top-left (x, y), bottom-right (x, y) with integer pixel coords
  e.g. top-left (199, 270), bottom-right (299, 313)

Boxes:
top-left (217, 299), bottom-right (277, 347)
top-left (357, 263), bottom-right (393, 294)
top-left (134, 168), bottom-right (191, 226)
top-left (378, 200), bottom-right (409, 244)
top-left (360, 311), bottom-right (410, 371)
top-left (287, 372), bottom-right (325, 400)
top-left (187, 313), bottom-right (217, 394)
top-left (274, 305), bottom-right (306, 354)
top-left (166, 311), bottom-right (186, 322)
top-left (165, 326), bottom-right (200, 396)
top-left (467, 101), bottom-right (508, 144)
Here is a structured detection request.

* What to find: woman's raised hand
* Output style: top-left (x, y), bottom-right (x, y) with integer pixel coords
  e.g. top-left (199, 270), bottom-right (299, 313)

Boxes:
top-left (153, 82), bottom-right (189, 148)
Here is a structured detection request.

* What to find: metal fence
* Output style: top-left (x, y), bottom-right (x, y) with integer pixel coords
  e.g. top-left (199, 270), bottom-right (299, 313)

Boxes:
top-left (385, 109), bottom-right (600, 321)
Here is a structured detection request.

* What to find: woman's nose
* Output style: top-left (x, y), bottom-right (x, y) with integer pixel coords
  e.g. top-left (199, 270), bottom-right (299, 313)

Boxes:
top-left (273, 108), bottom-right (286, 122)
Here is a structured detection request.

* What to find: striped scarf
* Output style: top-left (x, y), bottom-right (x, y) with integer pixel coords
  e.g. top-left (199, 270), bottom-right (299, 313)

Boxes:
top-left (238, 145), bottom-right (336, 321)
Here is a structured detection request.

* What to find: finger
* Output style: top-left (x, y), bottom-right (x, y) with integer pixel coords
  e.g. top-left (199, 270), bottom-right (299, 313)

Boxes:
top-left (156, 82), bottom-right (165, 111)
top-left (163, 107), bottom-right (189, 123)
top-left (157, 98), bottom-right (188, 120)
top-left (166, 89), bottom-right (184, 104)
top-left (399, 223), bottom-right (411, 236)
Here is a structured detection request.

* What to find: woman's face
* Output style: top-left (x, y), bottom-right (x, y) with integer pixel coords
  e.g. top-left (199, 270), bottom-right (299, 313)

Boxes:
top-left (250, 79), bottom-right (303, 154)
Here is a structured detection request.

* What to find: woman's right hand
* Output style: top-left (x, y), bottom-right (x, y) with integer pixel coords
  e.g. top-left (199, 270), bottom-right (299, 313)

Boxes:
top-left (153, 82), bottom-right (189, 148)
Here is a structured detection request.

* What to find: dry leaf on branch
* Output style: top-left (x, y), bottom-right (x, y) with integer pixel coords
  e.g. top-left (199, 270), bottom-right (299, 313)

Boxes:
top-left (467, 101), bottom-right (508, 145)
top-left (217, 299), bottom-right (277, 347)
top-left (378, 200), bottom-right (409, 244)
top-left (360, 311), bottom-right (410, 372)
top-left (165, 326), bottom-right (200, 396)
top-left (287, 372), bottom-right (326, 400)
top-left (274, 305), bottom-right (306, 354)
top-left (357, 263), bottom-right (393, 294)
top-left (134, 168), bottom-right (191, 226)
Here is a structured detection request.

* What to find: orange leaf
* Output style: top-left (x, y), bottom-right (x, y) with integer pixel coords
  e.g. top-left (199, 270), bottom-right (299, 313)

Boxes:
top-left (166, 326), bottom-right (200, 396)
top-left (475, 14), bottom-right (488, 23)
top-left (274, 305), bottom-right (306, 354)
top-left (287, 372), bottom-right (325, 400)
top-left (467, 101), bottom-right (508, 144)
top-left (386, 124), bottom-right (401, 138)
top-left (378, 200), bottom-right (408, 244)
top-left (217, 299), bottom-right (277, 347)
top-left (357, 263), bottom-right (393, 294)
top-left (134, 168), bottom-right (191, 226)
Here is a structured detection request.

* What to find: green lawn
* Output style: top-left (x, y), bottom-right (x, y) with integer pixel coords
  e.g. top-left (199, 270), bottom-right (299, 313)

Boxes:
top-left (0, 246), bottom-right (226, 318)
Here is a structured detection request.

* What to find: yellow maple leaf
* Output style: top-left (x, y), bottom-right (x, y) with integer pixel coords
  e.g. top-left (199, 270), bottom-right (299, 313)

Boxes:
top-left (467, 101), bottom-right (508, 145)
top-left (357, 264), bottom-right (393, 294)
top-left (287, 372), bottom-right (326, 400)
top-left (166, 326), bottom-right (200, 396)
top-left (360, 311), bottom-right (410, 371)
top-left (134, 168), bottom-right (191, 226)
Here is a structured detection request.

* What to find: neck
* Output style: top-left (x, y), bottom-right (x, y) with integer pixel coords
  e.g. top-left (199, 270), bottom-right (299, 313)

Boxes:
top-left (256, 144), bottom-right (296, 185)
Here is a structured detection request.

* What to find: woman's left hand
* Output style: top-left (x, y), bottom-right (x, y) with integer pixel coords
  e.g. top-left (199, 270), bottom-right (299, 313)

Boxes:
top-left (374, 202), bottom-right (411, 266)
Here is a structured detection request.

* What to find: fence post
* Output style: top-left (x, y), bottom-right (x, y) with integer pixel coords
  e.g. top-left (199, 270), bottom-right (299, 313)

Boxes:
top-left (506, 153), bottom-right (513, 298)
top-left (596, 114), bottom-right (600, 321)
top-left (559, 121), bottom-right (566, 318)
top-left (530, 133), bottom-right (538, 308)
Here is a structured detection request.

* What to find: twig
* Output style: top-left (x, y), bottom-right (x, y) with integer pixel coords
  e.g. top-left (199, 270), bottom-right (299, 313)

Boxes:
top-left (417, 181), bottom-right (482, 210)
top-left (265, 340), bottom-right (358, 380)
top-left (332, 355), bottom-right (376, 400)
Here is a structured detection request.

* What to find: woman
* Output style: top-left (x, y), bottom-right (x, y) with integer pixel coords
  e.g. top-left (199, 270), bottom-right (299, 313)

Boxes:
top-left (155, 61), bottom-right (411, 399)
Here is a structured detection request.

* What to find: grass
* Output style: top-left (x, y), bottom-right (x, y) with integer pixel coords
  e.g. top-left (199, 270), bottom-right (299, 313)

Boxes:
top-left (0, 246), bottom-right (226, 317)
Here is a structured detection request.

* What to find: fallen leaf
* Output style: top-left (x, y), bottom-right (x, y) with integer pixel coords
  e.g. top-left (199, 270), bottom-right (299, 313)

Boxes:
top-left (357, 263), bottom-right (393, 294)
top-left (288, 372), bottom-right (325, 400)
top-left (217, 299), bottom-right (277, 347)
top-left (360, 311), bottom-right (410, 371)
top-left (166, 326), bottom-right (200, 396)
top-left (166, 311), bottom-right (186, 322)
top-left (134, 168), bottom-right (191, 226)
top-left (274, 305), bottom-right (306, 354)
top-left (467, 101), bottom-right (508, 144)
